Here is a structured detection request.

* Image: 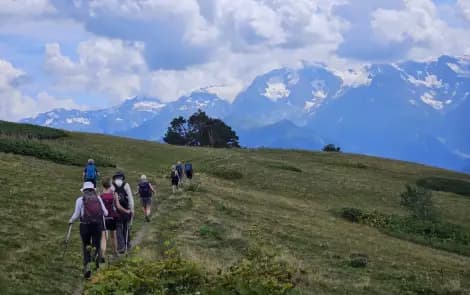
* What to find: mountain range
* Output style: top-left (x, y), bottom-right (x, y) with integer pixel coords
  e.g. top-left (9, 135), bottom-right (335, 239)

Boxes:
top-left (22, 55), bottom-right (470, 172)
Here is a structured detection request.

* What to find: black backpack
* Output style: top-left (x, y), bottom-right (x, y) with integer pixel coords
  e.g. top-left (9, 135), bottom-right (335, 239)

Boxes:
top-left (139, 182), bottom-right (152, 198)
top-left (82, 191), bottom-right (103, 223)
top-left (115, 184), bottom-right (129, 209)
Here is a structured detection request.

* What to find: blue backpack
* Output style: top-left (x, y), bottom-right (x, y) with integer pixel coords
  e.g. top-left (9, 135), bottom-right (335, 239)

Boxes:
top-left (85, 164), bottom-right (97, 180)
top-left (185, 163), bottom-right (192, 172)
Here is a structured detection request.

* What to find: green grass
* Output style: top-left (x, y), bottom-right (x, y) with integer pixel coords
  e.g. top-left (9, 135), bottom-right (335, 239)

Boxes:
top-left (1, 122), bottom-right (470, 294)
top-left (0, 120), bottom-right (67, 139)
top-left (417, 177), bottom-right (470, 197)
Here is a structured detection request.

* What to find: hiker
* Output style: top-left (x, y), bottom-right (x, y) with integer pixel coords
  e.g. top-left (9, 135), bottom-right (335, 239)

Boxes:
top-left (112, 171), bottom-right (134, 254)
top-left (100, 177), bottom-right (130, 261)
top-left (176, 161), bottom-right (184, 187)
top-left (137, 175), bottom-right (156, 222)
top-left (69, 182), bottom-right (108, 279)
top-left (83, 159), bottom-right (99, 187)
top-left (170, 165), bottom-right (180, 194)
top-left (185, 161), bottom-right (193, 183)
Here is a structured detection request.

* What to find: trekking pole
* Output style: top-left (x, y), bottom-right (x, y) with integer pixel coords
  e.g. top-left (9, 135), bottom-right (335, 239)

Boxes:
top-left (125, 214), bottom-right (133, 256)
top-left (62, 223), bottom-right (73, 259)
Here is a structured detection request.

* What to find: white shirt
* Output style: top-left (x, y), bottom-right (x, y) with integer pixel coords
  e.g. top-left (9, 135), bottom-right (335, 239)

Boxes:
top-left (69, 195), bottom-right (109, 223)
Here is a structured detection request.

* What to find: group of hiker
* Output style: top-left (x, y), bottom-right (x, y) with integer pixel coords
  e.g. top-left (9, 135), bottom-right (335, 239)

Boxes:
top-left (68, 159), bottom-right (194, 278)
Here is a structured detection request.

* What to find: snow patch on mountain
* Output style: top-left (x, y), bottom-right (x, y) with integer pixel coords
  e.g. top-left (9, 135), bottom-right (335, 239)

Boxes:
top-left (263, 81), bottom-right (290, 101)
top-left (332, 67), bottom-right (371, 88)
top-left (419, 92), bottom-right (451, 110)
top-left (408, 74), bottom-right (443, 88)
top-left (66, 117), bottom-right (90, 125)
top-left (45, 118), bottom-right (54, 126)
top-left (447, 63), bottom-right (462, 73)
top-left (133, 101), bottom-right (165, 112)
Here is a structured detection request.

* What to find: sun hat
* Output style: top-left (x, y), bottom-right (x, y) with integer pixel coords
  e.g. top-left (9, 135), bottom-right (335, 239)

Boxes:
top-left (80, 181), bottom-right (96, 192)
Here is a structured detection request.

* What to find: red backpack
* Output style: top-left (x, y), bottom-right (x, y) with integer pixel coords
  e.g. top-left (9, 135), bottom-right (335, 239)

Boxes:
top-left (82, 191), bottom-right (103, 223)
top-left (101, 192), bottom-right (118, 218)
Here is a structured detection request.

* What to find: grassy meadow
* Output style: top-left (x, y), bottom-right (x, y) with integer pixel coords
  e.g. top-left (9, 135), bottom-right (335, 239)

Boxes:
top-left (0, 121), bottom-right (470, 294)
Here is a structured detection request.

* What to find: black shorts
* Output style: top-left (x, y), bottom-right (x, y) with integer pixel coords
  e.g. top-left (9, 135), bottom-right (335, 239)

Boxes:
top-left (186, 170), bottom-right (193, 179)
top-left (104, 218), bottom-right (116, 231)
top-left (141, 197), bottom-right (152, 207)
top-left (171, 177), bottom-right (179, 186)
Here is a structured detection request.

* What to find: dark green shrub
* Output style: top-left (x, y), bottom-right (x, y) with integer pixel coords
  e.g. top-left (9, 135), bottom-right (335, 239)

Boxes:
top-left (267, 163), bottom-right (302, 173)
top-left (0, 120), bottom-right (67, 139)
top-left (416, 177), bottom-right (470, 197)
top-left (322, 144), bottom-right (341, 152)
top-left (400, 185), bottom-right (436, 221)
top-left (349, 253), bottom-right (368, 268)
top-left (210, 168), bottom-right (243, 180)
top-left (340, 208), bottom-right (364, 223)
top-left (0, 138), bottom-right (115, 167)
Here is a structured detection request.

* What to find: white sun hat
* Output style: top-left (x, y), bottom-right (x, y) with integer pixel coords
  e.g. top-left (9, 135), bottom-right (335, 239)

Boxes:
top-left (80, 181), bottom-right (96, 192)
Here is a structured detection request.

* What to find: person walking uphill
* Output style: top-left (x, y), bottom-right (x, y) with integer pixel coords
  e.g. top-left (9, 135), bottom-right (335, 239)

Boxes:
top-left (112, 171), bottom-right (134, 254)
top-left (176, 161), bottom-right (184, 188)
top-left (171, 165), bottom-right (180, 194)
top-left (69, 182), bottom-right (108, 279)
top-left (100, 177), bottom-right (130, 261)
top-left (83, 159), bottom-right (99, 187)
top-left (137, 175), bottom-right (155, 222)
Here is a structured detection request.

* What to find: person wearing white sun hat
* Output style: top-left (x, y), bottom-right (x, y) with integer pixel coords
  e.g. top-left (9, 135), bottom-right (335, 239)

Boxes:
top-left (69, 181), bottom-right (109, 278)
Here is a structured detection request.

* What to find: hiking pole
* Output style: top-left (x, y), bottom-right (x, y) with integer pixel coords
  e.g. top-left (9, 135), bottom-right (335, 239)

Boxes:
top-left (62, 223), bottom-right (73, 259)
top-left (125, 214), bottom-right (133, 256)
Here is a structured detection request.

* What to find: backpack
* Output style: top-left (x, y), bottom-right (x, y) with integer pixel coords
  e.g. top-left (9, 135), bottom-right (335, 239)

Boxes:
top-left (185, 163), bottom-right (192, 172)
top-left (115, 184), bottom-right (129, 209)
top-left (101, 193), bottom-right (118, 218)
top-left (176, 164), bottom-right (183, 174)
top-left (85, 164), bottom-right (97, 180)
top-left (139, 182), bottom-right (152, 198)
top-left (82, 191), bottom-right (103, 223)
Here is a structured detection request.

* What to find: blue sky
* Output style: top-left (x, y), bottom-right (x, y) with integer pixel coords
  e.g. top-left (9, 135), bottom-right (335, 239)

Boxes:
top-left (0, 0), bottom-right (469, 121)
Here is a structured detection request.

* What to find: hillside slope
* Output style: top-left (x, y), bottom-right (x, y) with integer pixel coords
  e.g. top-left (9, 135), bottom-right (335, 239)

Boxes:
top-left (1, 122), bottom-right (470, 294)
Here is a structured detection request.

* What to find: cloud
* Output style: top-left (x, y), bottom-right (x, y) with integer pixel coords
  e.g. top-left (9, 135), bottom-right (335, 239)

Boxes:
top-left (370, 0), bottom-right (470, 60)
top-left (0, 59), bottom-right (80, 121)
top-left (0, 0), bottom-right (55, 18)
top-left (45, 38), bottom-right (147, 102)
top-left (457, 0), bottom-right (470, 21)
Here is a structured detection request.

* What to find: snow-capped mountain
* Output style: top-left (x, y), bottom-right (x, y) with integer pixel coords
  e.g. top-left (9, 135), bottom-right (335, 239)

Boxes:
top-left (22, 96), bottom-right (166, 133)
top-left (22, 55), bottom-right (470, 172)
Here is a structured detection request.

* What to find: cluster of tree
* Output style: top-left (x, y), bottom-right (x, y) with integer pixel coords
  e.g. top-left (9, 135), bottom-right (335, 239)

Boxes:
top-left (322, 144), bottom-right (341, 152)
top-left (164, 110), bottom-right (240, 148)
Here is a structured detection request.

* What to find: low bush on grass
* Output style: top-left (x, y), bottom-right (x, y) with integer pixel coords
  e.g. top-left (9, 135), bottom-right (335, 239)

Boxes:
top-left (209, 168), bottom-right (243, 180)
top-left (267, 162), bottom-right (302, 173)
top-left (400, 185), bottom-right (437, 221)
top-left (85, 244), bottom-right (300, 295)
top-left (338, 208), bottom-right (470, 256)
top-left (0, 138), bottom-right (115, 167)
top-left (417, 177), bottom-right (470, 197)
top-left (0, 120), bottom-right (67, 139)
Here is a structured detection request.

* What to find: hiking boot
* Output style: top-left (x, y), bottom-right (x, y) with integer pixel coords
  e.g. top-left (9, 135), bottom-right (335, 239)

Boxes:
top-left (100, 257), bottom-right (105, 264)
top-left (83, 265), bottom-right (91, 279)
top-left (145, 215), bottom-right (150, 222)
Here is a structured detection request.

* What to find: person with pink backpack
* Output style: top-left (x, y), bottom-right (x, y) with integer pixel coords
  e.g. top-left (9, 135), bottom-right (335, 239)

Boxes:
top-left (69, 182), bottom-right (108, 279)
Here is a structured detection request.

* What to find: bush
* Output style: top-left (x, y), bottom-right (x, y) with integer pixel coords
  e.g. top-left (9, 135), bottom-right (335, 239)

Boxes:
top-left (0, 138), bottom-right (115, 167)
top-left (322, 144), bottom-right (341, 152)
top-left (340, 208), bottom-right (364, 223)
top-left (349, 253), bottom-right (368, 268)
top-left (209, 168), bottom-right (243, 180)
top-left (85, 245), bottom-right (300, 294)
top-left (339, 208), bottom-right (470, 256)
top-left (0, 120), bottom-right (67, 139)
top-left (416, 177), bottom-right (470, 197)
top-left (267, 163), bottom-right (302, 173)
top-left (400, 185), bottom-right (436, 221)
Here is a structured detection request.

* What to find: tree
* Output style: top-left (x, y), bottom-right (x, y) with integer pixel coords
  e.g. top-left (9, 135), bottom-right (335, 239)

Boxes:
top-left (163, 116), bottom-right (188, 145)
top-left (322, 144), bottom-right (341, 152)
top-left (164, 110), bottom-right (240, 148)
